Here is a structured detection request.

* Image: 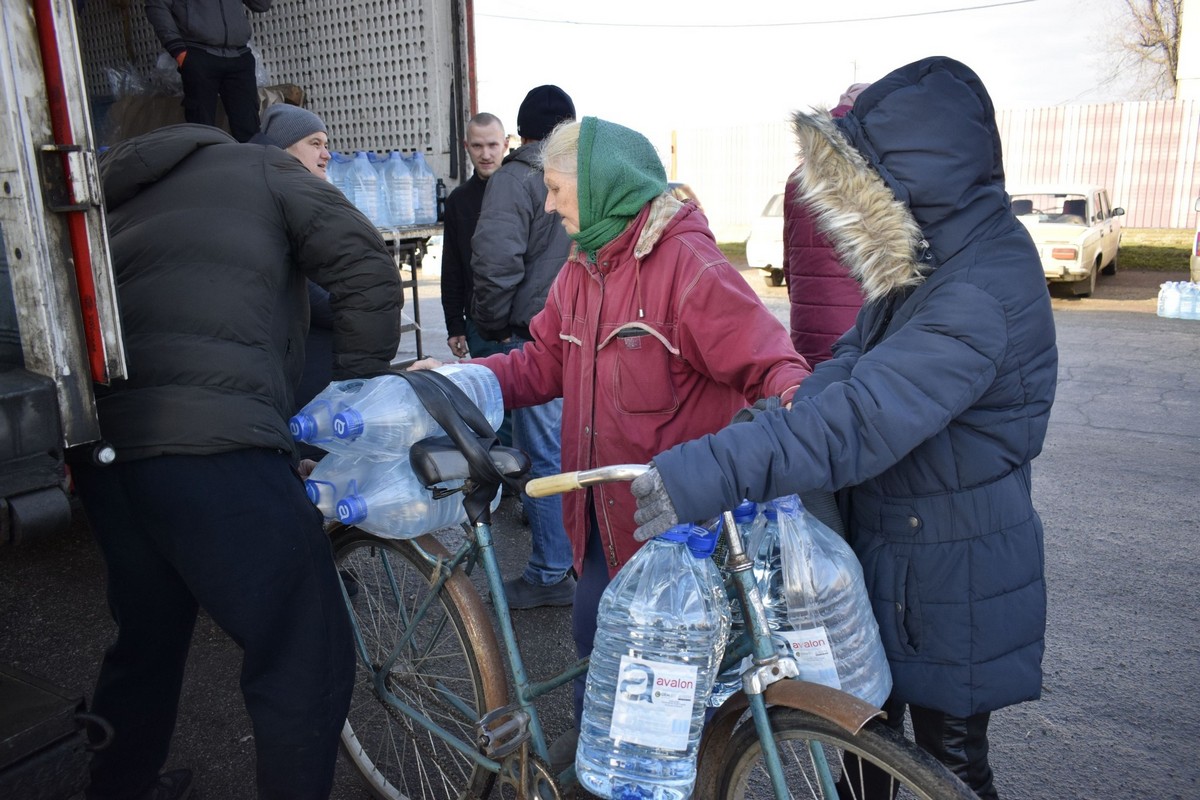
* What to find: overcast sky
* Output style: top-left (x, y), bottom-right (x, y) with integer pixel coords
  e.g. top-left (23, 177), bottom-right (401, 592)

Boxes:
top-left (473, 0), bottom-right (1137, 139)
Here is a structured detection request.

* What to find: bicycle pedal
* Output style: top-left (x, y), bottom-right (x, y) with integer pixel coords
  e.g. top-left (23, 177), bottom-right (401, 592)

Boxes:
top-left (477, 704), bottom-right (531, 758)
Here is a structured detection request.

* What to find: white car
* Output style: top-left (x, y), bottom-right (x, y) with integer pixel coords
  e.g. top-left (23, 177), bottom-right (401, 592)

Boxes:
top-left (1009, 184), bottom-right (1124, 297)
top-left (746, 193), bottom-right (785, 287)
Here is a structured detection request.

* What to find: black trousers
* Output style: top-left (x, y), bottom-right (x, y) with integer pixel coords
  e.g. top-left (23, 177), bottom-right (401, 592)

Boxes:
top-left (73, 449), bottom-right (354, 800)
top-left (839, 697), bottom-right (999, 800)
top-left (179, 48), bottom-right (260, 142)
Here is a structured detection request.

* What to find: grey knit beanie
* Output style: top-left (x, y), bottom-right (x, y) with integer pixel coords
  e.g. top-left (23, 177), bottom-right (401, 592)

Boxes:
top-left (260, 104), bottom-right (326, 149)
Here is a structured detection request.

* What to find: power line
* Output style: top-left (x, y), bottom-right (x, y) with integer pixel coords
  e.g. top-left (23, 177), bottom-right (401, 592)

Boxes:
top-left (478, 0), bottom-right (1038, 30)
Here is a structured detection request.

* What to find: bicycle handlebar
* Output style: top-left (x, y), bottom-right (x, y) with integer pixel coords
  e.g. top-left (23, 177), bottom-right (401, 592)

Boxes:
top-left (524, 464), bottom-right (650, 498)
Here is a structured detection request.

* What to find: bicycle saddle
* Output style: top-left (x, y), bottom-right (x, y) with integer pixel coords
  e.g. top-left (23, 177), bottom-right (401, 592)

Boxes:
top-left (410, 437), bottom-right (529, 487)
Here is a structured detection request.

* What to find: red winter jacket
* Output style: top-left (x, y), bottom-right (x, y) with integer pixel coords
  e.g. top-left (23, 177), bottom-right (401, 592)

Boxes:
top-left (782, 167), bottom-right (864, 365)
top-left (477, 196), bottom-right (810, 576)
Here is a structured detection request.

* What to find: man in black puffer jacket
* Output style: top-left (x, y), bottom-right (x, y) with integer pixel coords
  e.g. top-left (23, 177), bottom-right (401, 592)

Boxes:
top-left (73, 124), bottom-right (401, 800)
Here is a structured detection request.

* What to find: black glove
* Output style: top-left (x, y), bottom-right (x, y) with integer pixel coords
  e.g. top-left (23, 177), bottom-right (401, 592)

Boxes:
top-left (730, 395), bottom-right (781, 425)
top-left (631, 466), bottom-right (680, 542)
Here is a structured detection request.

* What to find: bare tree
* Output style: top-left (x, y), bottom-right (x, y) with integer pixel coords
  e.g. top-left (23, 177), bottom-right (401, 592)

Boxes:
top-left (1114, 0), bottom-right (1183, 99)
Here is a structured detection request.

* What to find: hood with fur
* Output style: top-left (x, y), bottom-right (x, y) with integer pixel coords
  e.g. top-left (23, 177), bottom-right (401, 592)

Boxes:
top-left (792, 56), bottom-right (1014, 303)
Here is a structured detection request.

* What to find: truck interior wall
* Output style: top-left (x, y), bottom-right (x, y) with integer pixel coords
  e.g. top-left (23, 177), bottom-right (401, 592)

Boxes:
top-left (74, 0), bottom-right (469, 186)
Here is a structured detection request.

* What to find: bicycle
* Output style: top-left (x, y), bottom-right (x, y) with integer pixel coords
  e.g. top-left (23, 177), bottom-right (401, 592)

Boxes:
top-left (326, 379), bottom-right (975, 799)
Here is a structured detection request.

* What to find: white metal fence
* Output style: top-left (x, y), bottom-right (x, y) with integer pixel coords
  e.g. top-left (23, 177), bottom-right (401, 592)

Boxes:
top-left (672, 100), bottom-right (1200, 242)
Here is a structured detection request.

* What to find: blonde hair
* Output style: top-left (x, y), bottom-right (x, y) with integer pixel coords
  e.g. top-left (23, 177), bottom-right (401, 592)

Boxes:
top-left (538, 120), bottom-right (580, 174)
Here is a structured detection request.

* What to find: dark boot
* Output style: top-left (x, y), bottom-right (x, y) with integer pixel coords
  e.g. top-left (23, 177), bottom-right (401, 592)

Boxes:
top-left (910, 705), bottom-right (999, 800)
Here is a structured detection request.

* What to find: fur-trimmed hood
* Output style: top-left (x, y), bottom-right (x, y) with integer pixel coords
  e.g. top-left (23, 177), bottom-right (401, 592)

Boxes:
top-left (792, 56), bottom-right (1015, 303)
top-left (790, 110), bottom-right (925, 303)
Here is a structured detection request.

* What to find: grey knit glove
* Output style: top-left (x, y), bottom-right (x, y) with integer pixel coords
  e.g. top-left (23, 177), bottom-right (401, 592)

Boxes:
top-left (631, 466), bottom-right (680, 542)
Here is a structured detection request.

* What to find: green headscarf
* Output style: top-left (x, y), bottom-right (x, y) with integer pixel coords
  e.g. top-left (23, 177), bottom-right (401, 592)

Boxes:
top-left (572, 117), bottom-right (668, 259)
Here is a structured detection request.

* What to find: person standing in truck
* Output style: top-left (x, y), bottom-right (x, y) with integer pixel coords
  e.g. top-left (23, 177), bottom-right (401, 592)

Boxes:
top-left (145, 0), bottom-right (272, 142)
top-left (74, 122), bottom-right (401, 800)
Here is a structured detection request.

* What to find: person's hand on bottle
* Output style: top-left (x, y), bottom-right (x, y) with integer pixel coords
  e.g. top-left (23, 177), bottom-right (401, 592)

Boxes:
top-left (631, 466), bottom-right (681, 541)
top-left (407, 357), bottom-right (443, 371)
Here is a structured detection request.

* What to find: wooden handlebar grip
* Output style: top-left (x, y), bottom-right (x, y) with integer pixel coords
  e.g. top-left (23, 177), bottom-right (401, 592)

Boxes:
top-left (525, 472), bottom-right (584, 498)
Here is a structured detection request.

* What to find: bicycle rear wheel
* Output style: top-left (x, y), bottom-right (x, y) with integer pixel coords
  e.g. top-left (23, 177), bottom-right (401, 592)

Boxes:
top-left (333, 528), bottom-right (507, 800)
top-left (717, 707), bottom-right (976, 800)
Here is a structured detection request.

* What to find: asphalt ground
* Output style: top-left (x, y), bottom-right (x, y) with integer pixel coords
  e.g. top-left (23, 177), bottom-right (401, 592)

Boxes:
top-left (1, 262), bottom-right (1197, 799)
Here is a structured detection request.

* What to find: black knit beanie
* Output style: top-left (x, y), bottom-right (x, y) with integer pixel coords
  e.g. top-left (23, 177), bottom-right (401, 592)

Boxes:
top-left (516, 85), bottom-right (575, 141)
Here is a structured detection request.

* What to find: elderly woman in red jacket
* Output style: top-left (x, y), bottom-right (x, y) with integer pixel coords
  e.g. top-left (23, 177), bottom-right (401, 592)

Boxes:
top-left (414, 115), bottom-right (810, 755)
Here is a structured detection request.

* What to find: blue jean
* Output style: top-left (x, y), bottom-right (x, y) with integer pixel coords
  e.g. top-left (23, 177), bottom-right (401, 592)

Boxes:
top-left (502, 336), bottom-right (572, 585)
top-left (466, 319), bottom-right (512, 446)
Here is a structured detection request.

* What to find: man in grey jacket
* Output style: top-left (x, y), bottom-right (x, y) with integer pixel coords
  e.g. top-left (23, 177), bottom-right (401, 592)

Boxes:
top-left (145, 0), bottom-right (271, 142)
top-left (75, 123), bottom-right (401, 800)
top-left (470, 85), bottom-right (576, 608)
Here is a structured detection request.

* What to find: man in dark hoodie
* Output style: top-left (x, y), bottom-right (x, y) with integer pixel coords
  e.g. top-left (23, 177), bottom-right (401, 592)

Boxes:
top-left (470, 85), bottom-right (578, 609)
top-left (74, 123), bottom-right (401, 800)
top-left (633, 57), bottom-right (1057, 799)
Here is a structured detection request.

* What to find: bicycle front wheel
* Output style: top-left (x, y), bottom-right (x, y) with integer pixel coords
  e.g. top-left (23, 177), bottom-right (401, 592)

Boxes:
top-left (334, 528), bottom-right (507, 800)
top-left (718, 707), bottom-right (976, 800)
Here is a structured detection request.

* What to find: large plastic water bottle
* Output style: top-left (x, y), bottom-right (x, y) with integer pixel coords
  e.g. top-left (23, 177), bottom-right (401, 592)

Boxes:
top-left (326, 457), bottom-right (467, 537)
top-left (370, 154), bottom-right (393, 227)
top-left (751, 501), bottom-right (788, 627)
top-left (327, 152), bottom-right (353, 196)
top-left (777, 495), bottom-right (892, 707)
top-left (330, 364), bottom-right (504, 459)
top-left (348, 151), bottom-right (381, 226)
top-left (382, 151), bottom-right (416, 227)
top-left (1158, 281), bottom-right (1183, 318)
top-left (409, 151), bottom-right (437, 224)
top-left (290, 378), bottom-right (379, 456)
top-left (709, 500), bottom-right (761, 708)
top-left (577, 524), bottom-right (730, 800)
top-left (303, 452), bottom-right (369, 518)
top-left (1181, 282), bottom-right (1199, 320)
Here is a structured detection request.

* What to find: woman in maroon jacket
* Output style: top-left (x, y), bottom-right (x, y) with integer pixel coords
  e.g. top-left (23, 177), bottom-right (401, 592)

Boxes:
top-left (783, 83), bottom-right (869, 365)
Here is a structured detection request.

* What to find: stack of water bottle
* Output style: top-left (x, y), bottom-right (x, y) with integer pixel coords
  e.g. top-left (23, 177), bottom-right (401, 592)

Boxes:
top-left (575, 493), bottom-right (892, 800)
top-left (1156, 281), bottom-right (1200, 319)
top-left (289, 364), bottom-right (504, 538)
top-left (709, 494), bottom-right (891, 709)
top-left (326, 149), bottom-right (440, 229)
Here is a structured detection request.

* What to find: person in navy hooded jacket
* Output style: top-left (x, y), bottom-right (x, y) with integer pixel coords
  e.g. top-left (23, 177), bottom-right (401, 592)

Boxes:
top-left (631, 57), bottom-right (1057, 799)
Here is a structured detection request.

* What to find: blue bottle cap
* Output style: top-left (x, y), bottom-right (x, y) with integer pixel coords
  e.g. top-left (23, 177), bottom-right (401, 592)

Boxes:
top-left (304, 480), bottom-right (322, 506)
top-left (615, 784), bottom-right (654, 800)
top-left (686, 525), bottom-right (720, 560)
top-left (336, 494), bottom-right (368, 524)
top-left (733, 498), bottom-right (757, 522)
top-left (332, 408), bottom-right (365, 440)
top-left (289, 413), bottom-right (316, 441)
top-left (657, 523), bottom-right (694, 544)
